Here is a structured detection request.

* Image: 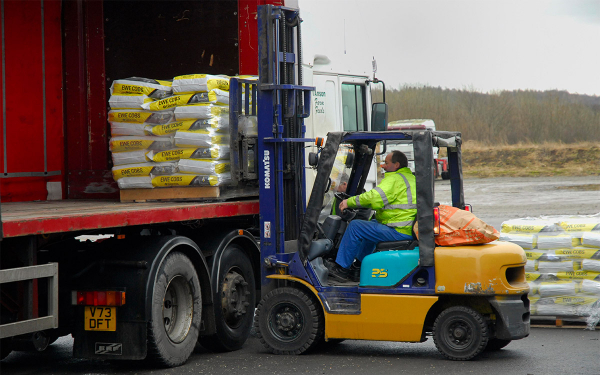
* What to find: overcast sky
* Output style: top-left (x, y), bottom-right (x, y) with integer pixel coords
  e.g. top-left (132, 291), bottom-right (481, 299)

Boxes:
top-left (299, 0), bottom-right (600, 96)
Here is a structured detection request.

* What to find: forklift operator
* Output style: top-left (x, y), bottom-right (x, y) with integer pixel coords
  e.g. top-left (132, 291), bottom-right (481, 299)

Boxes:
top-left (326, 150), bottom-right (417, 282)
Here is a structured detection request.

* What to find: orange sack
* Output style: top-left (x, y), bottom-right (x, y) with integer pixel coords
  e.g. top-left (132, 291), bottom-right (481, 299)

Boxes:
top-left (415, 204), bottom-right (500, 246)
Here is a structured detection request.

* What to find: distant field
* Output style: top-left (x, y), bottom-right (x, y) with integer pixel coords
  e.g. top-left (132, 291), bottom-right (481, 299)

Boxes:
top-left (451, 141), bottom-right (600, 178)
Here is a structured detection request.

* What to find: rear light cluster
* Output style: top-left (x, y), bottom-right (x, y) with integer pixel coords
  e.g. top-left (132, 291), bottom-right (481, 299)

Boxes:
top-left (72, 291), bottom-right (126, 306)
top-left (433, 207), bottom-right (440, 235)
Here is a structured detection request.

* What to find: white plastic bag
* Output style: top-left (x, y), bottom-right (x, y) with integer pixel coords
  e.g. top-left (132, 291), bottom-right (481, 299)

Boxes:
top-left (112, 162), bottom-right (178, 180)
top-left (172, 74), bottom-right (229, 93)
top-left (179, 159), bottom-right (230, 175)
top-left (110, 77), bottom-right (172, 99)
top-left (174, 130), bottom-right (229, 148)
top-left (111, 150), bottom-right (149, 166)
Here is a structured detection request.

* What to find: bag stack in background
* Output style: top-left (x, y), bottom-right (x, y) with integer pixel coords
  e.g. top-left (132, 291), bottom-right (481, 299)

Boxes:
top-left (500, 214), bottom-right (600, 329)
top-left (108, 74), bottom-right (241, 190)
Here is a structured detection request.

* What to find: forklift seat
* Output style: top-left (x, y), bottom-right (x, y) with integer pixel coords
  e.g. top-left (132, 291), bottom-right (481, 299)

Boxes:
top-left (374, 217), bottom-right (418, 252)
top-left (374, 239), bottom-right (418, 252)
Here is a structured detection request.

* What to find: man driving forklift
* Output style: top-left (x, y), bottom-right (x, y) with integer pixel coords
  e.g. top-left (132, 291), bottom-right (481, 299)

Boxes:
top-left (325, 150), bottom-right (417, 282)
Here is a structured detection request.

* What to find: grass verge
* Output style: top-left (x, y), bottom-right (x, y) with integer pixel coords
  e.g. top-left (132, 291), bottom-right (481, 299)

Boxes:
top-left (452, 141), bottom-right (600, 178)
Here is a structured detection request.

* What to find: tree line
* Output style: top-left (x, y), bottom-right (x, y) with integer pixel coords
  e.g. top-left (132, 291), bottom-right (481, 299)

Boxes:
top-left (373, 86), bottom-right (600, 144)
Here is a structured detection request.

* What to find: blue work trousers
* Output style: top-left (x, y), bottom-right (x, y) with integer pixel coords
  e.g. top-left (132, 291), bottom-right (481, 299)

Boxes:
top-left (335, 219), bottom-right (412, 269)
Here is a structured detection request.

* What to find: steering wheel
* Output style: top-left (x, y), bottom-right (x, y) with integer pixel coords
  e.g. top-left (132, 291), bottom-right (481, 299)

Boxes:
top-left (334, 192), bottom-right (350, 201)
top-left (333, 192), bottom-right (357, 221)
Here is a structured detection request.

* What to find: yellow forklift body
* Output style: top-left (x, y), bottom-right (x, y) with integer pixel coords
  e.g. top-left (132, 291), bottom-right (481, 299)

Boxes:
top-left (434, 241), bottom-right (529, 295)
top-left (324, 294), bottom-right (438, 341)
top-left (267, 275), bottom-right (437, 342)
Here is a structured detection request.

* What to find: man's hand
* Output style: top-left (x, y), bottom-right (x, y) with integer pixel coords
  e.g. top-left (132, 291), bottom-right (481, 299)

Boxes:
top-left (339, 199), bottom-right (349, 211)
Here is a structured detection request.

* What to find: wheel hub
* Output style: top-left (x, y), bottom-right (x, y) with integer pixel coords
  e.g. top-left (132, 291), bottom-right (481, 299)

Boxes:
top-left (452, 327), bottom-right (467, 339)
top-left (269, 303), bottom-right (304, 341)
top-left (276, 310), bottom-right (300, 331)
top-left (221, 271), bottom-right (250, 328)
top-left (163, 275), bottom-right (194, 344)
top-left (447, 321), bottom-right (472, 347)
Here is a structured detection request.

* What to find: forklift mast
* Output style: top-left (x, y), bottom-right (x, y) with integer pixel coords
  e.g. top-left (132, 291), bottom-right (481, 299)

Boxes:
top-left (256, 5), bottom-right (315, 290)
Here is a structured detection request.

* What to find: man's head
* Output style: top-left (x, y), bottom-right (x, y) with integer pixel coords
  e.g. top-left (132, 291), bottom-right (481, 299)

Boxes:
top-left (337, 173), bottom-right (349, 192)
top-left (383, 151), bottom-right (408, 172)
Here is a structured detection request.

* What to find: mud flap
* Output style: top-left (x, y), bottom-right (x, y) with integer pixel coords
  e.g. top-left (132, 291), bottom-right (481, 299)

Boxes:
top-left (73, 317), bottom-right (146, 360)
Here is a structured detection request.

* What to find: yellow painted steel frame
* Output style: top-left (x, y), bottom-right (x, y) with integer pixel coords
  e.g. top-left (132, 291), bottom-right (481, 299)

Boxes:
top-left (267, 275), bottom-right (438, 342)
top-left (434, 242), bottom-right (530, 295)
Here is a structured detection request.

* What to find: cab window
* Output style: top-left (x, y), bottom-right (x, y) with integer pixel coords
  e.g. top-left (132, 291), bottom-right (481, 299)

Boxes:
top-left (341, 84), bottom-right (367, 131)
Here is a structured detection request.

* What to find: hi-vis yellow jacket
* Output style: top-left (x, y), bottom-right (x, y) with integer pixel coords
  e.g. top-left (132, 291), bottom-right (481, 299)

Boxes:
top-left (346, 167), bottom-right (417, 236)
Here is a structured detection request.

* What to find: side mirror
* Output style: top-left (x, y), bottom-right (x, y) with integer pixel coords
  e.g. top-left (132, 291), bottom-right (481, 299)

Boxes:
top-left (371, 102), bottom-right (388, 131)
top-left (345, 152), bottom-right (355, 168)
top-left (308, 152), bottom-right (319, 167)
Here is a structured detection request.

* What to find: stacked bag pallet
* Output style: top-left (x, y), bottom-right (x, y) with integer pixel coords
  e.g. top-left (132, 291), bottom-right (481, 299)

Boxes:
top-left (500, 214), bottom-right (600, 329)
top-left (108, 75), bottom-right (241, 190)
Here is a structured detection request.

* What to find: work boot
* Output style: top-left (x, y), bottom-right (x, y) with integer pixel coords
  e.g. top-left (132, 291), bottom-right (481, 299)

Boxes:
top-left (349, 262), bottom-right (361, 282)
top-left (324, 259), bottom-right (351, 282)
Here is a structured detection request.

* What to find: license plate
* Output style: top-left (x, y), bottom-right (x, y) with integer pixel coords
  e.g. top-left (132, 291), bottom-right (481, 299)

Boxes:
top-left (84, 306), bottom-right (116, 331)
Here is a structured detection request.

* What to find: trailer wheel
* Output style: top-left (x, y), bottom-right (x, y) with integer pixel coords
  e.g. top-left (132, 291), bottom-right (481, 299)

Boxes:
top-left (199, 245), bottom-right (255, 352)
top-left (433, 306), bottom-right (489, 361)
top-left (147, 252), bottom-right (201, 367)
top-left (485, 338), bottom-right (511, 351)
top-left (1, 338), bottom-right (12, 360)
top-left (255, 287), bottom-right (323, 355)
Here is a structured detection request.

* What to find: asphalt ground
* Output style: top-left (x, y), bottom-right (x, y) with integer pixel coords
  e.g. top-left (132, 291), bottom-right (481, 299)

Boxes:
top-left (2, 328), bottom-right (599, 375)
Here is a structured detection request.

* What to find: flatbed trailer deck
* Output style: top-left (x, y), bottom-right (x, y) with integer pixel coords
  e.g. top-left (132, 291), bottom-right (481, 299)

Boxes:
top-left (1, 200), bottom-right (260, 238)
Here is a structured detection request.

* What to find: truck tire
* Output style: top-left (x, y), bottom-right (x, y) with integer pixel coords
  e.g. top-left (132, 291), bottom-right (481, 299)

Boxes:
top-left (11, 331), bottom-right (51, 352)
top-left (1, 338), bottom-right (12, 360)
top-left (199, 245), bottom-right (255, 352)
top-left (433, 306), bottom-right (489, 361)
top-left (147, 252), bottom-right (201, 367)
top-left (485, 338), bottom-right (511, 351)
top-left (255, 287), bottom-right (323, 354)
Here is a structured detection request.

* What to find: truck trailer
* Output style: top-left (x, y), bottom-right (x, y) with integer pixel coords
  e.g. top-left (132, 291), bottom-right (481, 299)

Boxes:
top-left (0, 0), bottom-right (283, 367)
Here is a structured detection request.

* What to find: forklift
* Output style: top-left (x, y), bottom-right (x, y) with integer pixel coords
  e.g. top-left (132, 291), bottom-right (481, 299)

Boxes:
top-left (250, 5), bottom-right (530, 361)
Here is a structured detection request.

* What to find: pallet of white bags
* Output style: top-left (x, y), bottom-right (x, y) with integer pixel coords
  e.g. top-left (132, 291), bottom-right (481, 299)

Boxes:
top-left (531, 315), bottom-right (599, 328)
top-left (120, 187), bottom-right (220, 202)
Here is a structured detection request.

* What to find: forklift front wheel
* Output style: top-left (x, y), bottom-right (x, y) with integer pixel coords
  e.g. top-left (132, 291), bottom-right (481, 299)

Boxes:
top-left (255, 287), bottom-right (323, 355)
top-left (433, 306), bottom-right (489, 361)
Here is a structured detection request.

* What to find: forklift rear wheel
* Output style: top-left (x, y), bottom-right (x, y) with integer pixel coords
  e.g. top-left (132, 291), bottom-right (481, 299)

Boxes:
top-left (147, 252), bottom-right (202, 367)
top-left (433, 306), bottom-right (489, 361)
top-left (484, 338), bottom-right (511, 351)
top-left (199, 245), bottom-right (255, 352)
top-left (255, 287), bottom-right (323, 354)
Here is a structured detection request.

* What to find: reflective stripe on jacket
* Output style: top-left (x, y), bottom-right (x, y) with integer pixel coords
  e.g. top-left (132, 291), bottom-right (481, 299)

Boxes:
top-left (346, 167), bottom-right (417, 235)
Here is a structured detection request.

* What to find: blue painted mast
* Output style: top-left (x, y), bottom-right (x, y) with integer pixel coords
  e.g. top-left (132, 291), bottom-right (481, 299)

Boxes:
top-left (256, 5), bottom-right (315, 293)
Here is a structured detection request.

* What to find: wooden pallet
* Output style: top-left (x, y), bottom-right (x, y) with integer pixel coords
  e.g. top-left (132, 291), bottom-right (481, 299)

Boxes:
top-left (531, 315), bottom-right (599, 328)
top-left (120, 187), bottom-right (220, 202)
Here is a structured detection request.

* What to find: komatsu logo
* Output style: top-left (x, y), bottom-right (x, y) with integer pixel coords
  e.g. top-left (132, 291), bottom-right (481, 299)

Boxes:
top-left (263, 150), bottom-right (271, 189)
